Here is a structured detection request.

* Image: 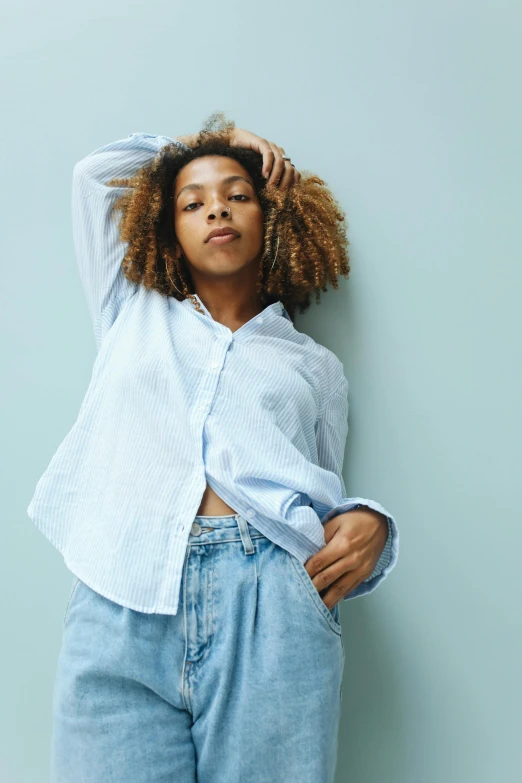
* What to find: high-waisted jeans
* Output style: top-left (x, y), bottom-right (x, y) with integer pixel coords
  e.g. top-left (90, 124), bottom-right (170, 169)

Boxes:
top-left (50, 513), bottom-right (345, 782)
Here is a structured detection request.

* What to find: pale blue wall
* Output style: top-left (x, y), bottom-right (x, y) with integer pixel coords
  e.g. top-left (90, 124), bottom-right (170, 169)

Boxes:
top-left (2, 1), bottom-right (521, 780)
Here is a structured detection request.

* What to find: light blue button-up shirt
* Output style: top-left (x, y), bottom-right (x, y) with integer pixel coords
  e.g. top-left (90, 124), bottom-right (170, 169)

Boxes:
top-left (26, 132), bottom-right (399, 615)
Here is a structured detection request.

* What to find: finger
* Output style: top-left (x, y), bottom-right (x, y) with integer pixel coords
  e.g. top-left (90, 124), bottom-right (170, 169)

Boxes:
top-left (319, 584), bottom-right (345, 611)
top-left (321, 573), bottom-right (362, 609)
top-left (261, 144), bottom-right (275, 179)
top-left (274, 145), bottom-right (300, 190)
top-left (230, 130), bottom-right (275, 179)
top-left (308, 551), bottom-right (359, 595)
top-left (278, 161), bottom-right (295, 191)
top-left (265, 141), bottom-right (286, 188)
top-left (273, 144), bottom-right (294, 190)
top-left (255, 139), bottom-right (276, 180)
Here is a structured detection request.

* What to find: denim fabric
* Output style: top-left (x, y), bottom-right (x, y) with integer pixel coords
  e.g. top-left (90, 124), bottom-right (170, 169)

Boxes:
top-left (51, 514), bottom-right (345, 783)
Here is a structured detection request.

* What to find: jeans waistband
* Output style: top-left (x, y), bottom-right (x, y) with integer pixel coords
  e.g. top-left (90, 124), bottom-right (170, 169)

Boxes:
top-left (190, 514), bottom-right (265, 554)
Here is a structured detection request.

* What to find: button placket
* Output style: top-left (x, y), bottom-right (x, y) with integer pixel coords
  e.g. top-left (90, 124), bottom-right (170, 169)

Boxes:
top-left (191, 336), bottom-right (233, 454)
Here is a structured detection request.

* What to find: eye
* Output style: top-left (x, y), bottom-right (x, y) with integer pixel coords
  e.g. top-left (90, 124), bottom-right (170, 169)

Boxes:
top-left (183, 194), bottom-right (249, 211)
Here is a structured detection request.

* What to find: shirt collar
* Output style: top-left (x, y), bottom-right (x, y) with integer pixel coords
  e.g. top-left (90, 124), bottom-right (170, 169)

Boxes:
top-left (180, 294), bottom-right (288, 326)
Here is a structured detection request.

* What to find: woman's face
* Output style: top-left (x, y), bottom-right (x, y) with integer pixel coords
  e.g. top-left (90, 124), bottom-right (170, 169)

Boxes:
top-left (172, 155), bottom-right (264, 284)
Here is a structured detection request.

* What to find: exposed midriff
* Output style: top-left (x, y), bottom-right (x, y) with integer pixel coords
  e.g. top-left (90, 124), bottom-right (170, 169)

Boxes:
top-left (196, 482), bottom-right (238, 516)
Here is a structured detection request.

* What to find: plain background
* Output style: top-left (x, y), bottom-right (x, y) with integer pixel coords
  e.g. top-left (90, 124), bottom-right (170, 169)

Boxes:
top-left (2, 1), bottom-right (521, 781)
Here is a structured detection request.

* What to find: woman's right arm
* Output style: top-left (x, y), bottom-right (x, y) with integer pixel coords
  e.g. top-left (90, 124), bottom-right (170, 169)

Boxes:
top-left (71, 132), bottom-right (190, 345)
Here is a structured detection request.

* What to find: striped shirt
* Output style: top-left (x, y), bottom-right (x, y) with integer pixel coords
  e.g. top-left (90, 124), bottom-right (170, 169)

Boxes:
top-left (26, 132), bottom-right (399, 615)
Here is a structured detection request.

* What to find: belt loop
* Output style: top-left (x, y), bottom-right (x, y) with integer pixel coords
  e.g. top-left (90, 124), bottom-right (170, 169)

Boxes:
top-left (236, 514), bottom-right (255, 556)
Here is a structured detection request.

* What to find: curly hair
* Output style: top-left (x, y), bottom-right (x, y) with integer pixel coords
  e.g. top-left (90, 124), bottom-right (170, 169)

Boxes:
top-left (106, 112), bottom-right (350, 321)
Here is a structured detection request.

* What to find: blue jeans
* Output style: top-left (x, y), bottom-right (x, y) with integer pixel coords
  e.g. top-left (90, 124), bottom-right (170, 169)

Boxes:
top-left (51, 513), bottom-right (345, 782)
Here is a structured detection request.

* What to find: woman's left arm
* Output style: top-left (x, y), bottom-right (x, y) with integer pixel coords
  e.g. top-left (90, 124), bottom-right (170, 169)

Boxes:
top-left (308, 378), bottom-right (400, 606)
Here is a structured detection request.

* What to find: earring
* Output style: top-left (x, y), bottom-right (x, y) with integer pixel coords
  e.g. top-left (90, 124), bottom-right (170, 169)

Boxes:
top-left (165, 256), bottom-right (184, 296)
top-left (166, 254), bottom-right (204, 314)
top-left (269, 235), bottom-right (280, 273)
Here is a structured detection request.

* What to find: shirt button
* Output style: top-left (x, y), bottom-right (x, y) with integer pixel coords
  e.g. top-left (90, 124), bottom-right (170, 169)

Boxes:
top-left (246, 509), bottom-right (255, 519)
top-left (210, 360), bottom-right (219, 369)
top-left (198, 404), bottom-right (206, 412)
top-left (258, 317), bottom-right (264, 324)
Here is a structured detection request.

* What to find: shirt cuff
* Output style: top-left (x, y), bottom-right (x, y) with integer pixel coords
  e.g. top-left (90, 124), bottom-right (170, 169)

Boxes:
top-left (128, 132), bottom-right (192, 152)
top-left (321, 497), bottom-right (399, 600)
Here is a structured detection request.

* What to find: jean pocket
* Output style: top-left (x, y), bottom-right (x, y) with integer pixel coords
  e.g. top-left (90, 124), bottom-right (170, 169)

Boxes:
top-left (63, 576), bottom-right (81, 626)
top-left (288, 554), bottom-right (342, 636)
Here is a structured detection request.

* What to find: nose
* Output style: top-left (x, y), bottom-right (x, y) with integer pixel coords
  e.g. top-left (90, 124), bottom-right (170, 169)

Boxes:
top-left (207, 202), bottom-right (230, 220)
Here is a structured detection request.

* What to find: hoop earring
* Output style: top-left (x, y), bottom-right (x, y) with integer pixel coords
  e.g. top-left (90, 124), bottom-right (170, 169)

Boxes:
top-left (165, 255), bottom-right (204, 314)
top-left (269, 235), bottom-right (280, 273)
top-left (165, 256), bottom-right (184, 296)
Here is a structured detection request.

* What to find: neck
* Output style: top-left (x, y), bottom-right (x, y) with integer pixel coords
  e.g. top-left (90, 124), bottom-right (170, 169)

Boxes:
top-left (189, 260), bottom-right (267, 328)
top-left (192, 284), bottom-right (265, 329)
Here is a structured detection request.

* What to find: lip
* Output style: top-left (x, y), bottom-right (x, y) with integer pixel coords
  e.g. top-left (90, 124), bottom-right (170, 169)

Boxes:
top-left (208, 234), bottom-right (239, 245)
top-left (205, 227), bottom-right (240, 242)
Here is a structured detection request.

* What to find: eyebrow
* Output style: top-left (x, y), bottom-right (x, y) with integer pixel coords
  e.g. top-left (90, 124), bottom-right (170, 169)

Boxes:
top-left (175, 175), bottom-right (253, 202)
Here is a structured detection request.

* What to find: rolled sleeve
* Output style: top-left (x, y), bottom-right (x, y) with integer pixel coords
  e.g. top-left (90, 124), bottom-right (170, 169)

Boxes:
top-left (315, 379), bottom-right (400, 600)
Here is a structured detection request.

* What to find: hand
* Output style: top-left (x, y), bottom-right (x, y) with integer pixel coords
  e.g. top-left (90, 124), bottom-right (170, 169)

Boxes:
top-left (177, 129), bottom-right (300, 191)
top-left (304, 507), bottom-right (389, 610)
top-left (229, 128), bottom-right (301, 190)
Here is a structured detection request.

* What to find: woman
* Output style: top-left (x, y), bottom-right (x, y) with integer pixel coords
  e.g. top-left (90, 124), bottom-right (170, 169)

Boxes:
top-left (28, 112), bottom-right (398, 782)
